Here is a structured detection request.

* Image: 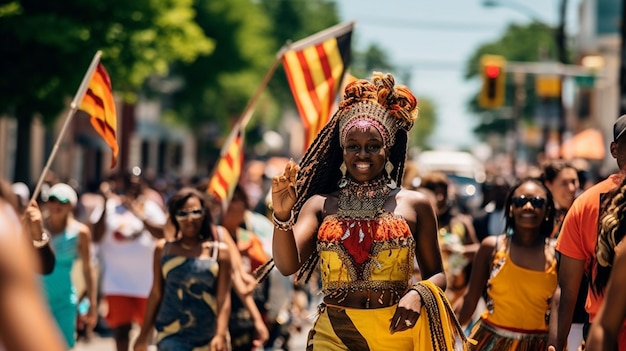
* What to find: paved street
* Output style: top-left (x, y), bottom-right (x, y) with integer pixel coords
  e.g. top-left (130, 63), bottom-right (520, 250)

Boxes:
top-left (74, 320), bottom-right (311, 351)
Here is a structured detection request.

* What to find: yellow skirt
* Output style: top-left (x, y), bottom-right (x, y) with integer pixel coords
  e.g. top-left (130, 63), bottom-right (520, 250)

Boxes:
top-left (307, 304), bottom-right (416, 350)
top-left (307, 282), bottom-right (471, 350)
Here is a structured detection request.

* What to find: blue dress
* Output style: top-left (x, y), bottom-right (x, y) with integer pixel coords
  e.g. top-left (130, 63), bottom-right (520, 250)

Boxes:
top-left (41, 223), bottom-right (80, 348)
top-left (154, 241), bottom-right (220, 351)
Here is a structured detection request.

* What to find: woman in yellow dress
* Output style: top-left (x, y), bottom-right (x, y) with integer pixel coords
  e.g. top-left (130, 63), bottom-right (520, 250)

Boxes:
top-left (270, 72), bottom-right (468, 350)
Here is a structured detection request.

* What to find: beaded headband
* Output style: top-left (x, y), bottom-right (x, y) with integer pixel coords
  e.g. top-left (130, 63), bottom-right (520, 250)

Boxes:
top-left (339, 101), bottom-right (406, 147)
top-left (340, 116), bottom-right (389, 147)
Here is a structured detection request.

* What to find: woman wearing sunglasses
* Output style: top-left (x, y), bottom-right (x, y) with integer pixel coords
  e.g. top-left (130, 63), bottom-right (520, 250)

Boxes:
top-left (456, 177), bottom-right (557, 350)
top-left (133, 187), bottom-right (232, 351)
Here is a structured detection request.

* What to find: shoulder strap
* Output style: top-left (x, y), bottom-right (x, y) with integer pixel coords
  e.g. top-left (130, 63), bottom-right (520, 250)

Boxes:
top-left (211, 226), bottom-right (221, 260)
top-left (161, 241), bottom-right (172, 256)
top-left (488, 234), bottom-right (506, 276)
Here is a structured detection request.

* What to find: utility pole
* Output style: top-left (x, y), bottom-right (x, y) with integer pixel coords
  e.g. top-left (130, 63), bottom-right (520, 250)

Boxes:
top-left (555, 0), bottom-right (568, 156)
top-left (620, 0), bottom-right (626, 116)
top-left (512, 72), bottom-right (526, 177)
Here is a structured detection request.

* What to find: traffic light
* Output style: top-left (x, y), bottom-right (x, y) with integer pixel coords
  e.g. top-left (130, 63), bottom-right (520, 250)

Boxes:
top-left (479, 55), bottom-right (506, 109)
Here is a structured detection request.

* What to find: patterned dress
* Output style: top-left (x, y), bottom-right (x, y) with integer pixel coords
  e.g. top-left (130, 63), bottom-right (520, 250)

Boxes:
top-left (154, 241), bottom-right (220, 351)
top-left (308, 212), bottom-right (418, 350)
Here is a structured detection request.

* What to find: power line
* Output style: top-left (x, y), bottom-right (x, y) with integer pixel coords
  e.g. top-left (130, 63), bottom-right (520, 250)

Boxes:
top-left (352, 18), bottom-right (512, 32)
top-left (398, 60), bottom-right (466, 71)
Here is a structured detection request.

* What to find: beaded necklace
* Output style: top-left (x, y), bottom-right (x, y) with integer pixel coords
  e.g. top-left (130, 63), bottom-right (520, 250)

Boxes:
top-left (337, 177), bottom-right (390, 218)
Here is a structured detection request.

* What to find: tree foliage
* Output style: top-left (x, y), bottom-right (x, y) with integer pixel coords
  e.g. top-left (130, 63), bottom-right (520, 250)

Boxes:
top-left (166, 0), bottom-right (276, 130)
top-left (350, 43), bottom-right (395, 79)
top-left (411, 97), bottom-right (436, 149)
top-left (259, 0), bottom-right (341, 108)
top-left (0, 0), bottom-right (212, 182)
top-left (0, 0), bottom-right (211, 120)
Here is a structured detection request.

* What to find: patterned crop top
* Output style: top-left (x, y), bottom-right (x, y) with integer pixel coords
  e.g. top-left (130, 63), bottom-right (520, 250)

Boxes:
top-left (317, 211), bottom-right (415, 302)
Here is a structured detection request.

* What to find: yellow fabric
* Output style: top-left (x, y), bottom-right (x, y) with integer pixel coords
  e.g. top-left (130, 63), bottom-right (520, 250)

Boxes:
top-left (481, 248), bottom-right (557, 331)
top-left (309, 281), bottom-right (471, 350)
top-left (317, 213), bottom-right (414, 293)
top-left (319, 246), bottom-right (411, 285)
top-left (312, 211), bottom-right (470, 349)
top-left (310, 304), bottom-right (415, 350)
top-left (413, 281), bottom-right (472, 350)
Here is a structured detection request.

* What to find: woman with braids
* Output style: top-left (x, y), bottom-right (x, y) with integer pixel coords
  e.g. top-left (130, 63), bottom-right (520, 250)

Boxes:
top-left (270, 72), bottom-right (468, 349)
top-left (586, 175), bottom-right (626, 350)
top-left (456, 177), bottom-right (557, 350)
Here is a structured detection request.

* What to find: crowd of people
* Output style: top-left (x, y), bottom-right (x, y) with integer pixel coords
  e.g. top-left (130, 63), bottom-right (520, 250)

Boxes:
top-left (3, 72), bottom-right (626, 350)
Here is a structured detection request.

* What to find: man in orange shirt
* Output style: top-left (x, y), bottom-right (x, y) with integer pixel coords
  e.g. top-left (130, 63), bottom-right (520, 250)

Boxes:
top-left (548, 114), bottom-right (626, 351)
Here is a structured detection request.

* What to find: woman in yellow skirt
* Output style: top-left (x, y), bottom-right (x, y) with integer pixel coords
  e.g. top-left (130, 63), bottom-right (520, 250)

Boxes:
top-left (269, 73), bottom-right (469, 350)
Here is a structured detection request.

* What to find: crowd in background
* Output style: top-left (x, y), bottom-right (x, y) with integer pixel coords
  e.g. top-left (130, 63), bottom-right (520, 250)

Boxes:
top-left (3, 115), bottom-right (626, 350)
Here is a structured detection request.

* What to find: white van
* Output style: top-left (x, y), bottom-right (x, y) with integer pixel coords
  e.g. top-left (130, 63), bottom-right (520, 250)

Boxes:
top-left (416, 150), bottom-right (486, 212)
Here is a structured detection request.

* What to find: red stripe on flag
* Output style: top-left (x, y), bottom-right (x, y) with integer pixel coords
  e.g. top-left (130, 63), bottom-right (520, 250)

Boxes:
top-left (282, 23), bottom-right (353, 152)
top-left (207, 132), bottom-right (244, 203)
top-left (79, 63), bottom-right (118, 168)
top-left (295, 50), bottom-right (321, 129)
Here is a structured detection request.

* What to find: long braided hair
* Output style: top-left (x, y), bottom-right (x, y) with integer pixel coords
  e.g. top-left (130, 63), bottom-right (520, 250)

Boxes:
top-left (594, 174), bottom-right (626, 295)
top-left (293, 72), bottom-right (417, 217)
top-left (255, 72), bottom-right (418, 282)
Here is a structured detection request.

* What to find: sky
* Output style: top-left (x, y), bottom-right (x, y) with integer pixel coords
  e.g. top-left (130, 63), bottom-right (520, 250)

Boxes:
top-left (337, 0), bottom-right (580, 151)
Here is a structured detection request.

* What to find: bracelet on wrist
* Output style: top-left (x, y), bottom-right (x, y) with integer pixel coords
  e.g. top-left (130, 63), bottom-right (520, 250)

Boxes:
top-left (272, 210), bottom-right (295, 231)
top-left (33, 230), bottom-right (51, 248)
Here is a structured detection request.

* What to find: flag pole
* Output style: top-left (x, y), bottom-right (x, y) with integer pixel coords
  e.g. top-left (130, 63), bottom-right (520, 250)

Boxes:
top-left (205, 45), bottom-right (288, 212)
top-left (208, 45), bottom-right (289, 181)
top-left (30, 51), bottom-right (103, 202)
top-left (287, 21), bottom-right (354, 52)
top-left (238, 45), bottom-right (290, 129)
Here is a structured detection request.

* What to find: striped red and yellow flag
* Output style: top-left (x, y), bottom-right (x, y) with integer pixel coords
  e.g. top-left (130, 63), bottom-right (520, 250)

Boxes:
top-left (207, 129), bottom-right (244, 203)
top-left (282, 22), bottom-right (353, 151)
top-left (79, 63), bottom-right (118, 168)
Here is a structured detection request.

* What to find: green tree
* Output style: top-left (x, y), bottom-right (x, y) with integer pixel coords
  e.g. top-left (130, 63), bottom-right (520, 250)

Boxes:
top-left (166, 0), bottom-right (276, 129)
top-left (411, 97), bottom-right (436, 149)
top-left (464, 22), bottom-right (558, 138)
top-left (260, 0), bottom-right (341, 108)
top-left (350, 43), bottom-right (395, 79)
top-left (0, 0), bottom-right (211, 183)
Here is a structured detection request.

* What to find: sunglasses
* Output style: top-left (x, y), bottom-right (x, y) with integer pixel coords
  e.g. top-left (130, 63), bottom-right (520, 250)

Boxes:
top-left (511, 196), bottom-right (546, 209)
top-left (175, 208), bottom-right (205, 220)
top-left (47, 196), bottom-right (70, 204)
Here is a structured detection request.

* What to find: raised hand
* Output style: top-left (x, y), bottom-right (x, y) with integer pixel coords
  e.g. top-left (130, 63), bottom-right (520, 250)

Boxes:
top-left (272, 160), bottom-right (299, 219)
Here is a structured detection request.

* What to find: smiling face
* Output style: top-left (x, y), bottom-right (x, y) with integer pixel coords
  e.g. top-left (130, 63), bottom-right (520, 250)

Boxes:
top-left (342, 125), bottom-right (388, 182)
top-left (175, 196), bottom-right (206, 239)
top-left (509, 181), bottom-right (549, 230)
